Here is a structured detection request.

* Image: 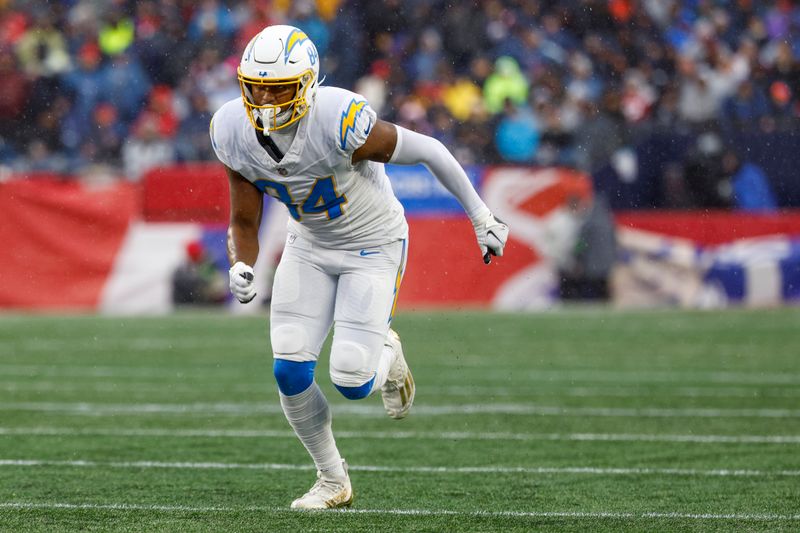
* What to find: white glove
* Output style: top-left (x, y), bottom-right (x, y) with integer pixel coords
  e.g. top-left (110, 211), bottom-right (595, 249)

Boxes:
top-left (472, 212), bottom-right (509, 264)
top-left (229, 261), bottom-right (257, 303)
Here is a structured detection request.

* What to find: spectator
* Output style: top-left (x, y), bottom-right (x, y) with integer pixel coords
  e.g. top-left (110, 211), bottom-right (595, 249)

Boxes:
top-left (20, 95), bottom-right (72, 164)
top-left (172, 240), bottom-right (227, 306)
top-left (12, 138), bottom-right (70, 174)
top-left (573, 94), bottom-right (628, 173)
top-left (288, 0), bottom-right (331, 58)
top-left (60, 42), bottom-right (106, 153)
top-left (682, 132), bottom-right (732, 209)
top-left (14, 13), bottom-right (71, 78)
top-left (121, 114), bottom-right (175, 181)
top-left (81, 103), bottom-right (126, 166)
top-left (558, 194), bottom-right (617, 301)
top-left (494, 99), bottom-right (540, 163)
top-left (354, 60), bottom-right (390, 116)
top-left (441, 72), bottom-right (483, 122)
top-left (101, 50), bottom-right (152, 123)
top-left (188, 0), bottom-right (238, 45)
top-left (721, 80), bottom-right (770, 129)
top-left (483, 56), bottom-right (529, 114)
top-left (133, 85), bottom-right (179, 140)
top-left (98, 11), bottom-right (135, 56)
top-left (724, 150), bottom-right (778, 211)
top-left (676, 56), bottom-right (721, 125)
top-left (441, 3), bottom-right (488, 71)
top-left (0, 0), bottom-right (798, 191)
top-left (192, 47), bottom-right (240, 114)
top-left (407, 28), bottom-right (444, 83)
top-left (621, 70), bottom-right (657, 124)
top-left (0, 46), bottom-right (30, 149)
top-left (175, 93), bottom-right (215, 162)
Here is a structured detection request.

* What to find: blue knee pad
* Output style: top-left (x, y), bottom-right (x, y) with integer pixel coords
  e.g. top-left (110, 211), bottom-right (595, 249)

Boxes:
top-left (273, 360), bottom-right (316, 396)
top-left (334, 375), bottom-right (376, 400)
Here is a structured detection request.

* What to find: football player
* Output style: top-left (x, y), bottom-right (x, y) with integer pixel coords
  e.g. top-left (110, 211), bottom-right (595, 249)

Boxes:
top-left (210, 24), bottom-right (509, 509)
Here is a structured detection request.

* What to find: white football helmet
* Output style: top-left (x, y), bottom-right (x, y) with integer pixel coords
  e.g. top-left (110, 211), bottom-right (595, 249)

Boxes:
top-left (238, 25), bottom-right (320, 132)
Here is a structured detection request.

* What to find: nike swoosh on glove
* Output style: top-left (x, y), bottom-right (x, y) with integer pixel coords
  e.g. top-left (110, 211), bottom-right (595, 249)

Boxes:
top-left (229, 261), bottom-right (257, 303)
top-left (472, 212), bottom-right (510, 264)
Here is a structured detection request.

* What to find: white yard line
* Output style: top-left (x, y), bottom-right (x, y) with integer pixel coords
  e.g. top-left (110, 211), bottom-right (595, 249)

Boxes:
top-left (1, 426), bottom-right (799, 444)
top-left (2, 381), bottom-right (798, 399)
top-left (0, 501), bottom-right (797, 521)
top-left (2, 363), bottom-right (800, 385)
top-left (0, 338), bottom-right (256, 352)
top-left (1, 401), bottom-right (799, 418)
top-left (0, 459), bottom-right (798, 477)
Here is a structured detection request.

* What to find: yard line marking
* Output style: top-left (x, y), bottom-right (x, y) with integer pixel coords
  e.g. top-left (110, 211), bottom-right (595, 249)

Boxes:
top-left (2, 363), bottom-right (800, 385)
top-left (3, 381), bottom-right (799, 399)
top-left (0, 459), bottom-right (798, 477)
top-left (430, 385), bottom-right (800, 399)
top-left (0, 364), bottom-right (246, 380)
top-left (1, 401), bottom-right (799, 418)
top-left (0, 337), bottom-right (257, 353)
top-left (0, 502), bottom-right (798, 521)
top-left (2, 427), bottom-right (800, 444)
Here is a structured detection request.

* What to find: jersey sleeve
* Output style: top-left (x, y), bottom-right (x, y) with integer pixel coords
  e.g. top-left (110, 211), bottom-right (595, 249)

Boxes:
top-left (335, 96), bottom-right (377, 155)
top-left (209, 112), bottom-right (232, 168)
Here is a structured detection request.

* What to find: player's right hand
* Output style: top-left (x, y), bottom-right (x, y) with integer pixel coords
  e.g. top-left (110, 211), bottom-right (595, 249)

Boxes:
top-left (229, 262), bottom-right (257, 303)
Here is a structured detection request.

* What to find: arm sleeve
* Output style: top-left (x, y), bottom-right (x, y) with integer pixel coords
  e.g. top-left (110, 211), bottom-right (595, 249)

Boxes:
top-left (388, 125), bottom-right (490, 223)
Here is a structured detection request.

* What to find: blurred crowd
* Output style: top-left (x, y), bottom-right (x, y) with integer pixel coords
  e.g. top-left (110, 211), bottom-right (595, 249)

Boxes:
top-left (0, 0), bottom-right (798, 183)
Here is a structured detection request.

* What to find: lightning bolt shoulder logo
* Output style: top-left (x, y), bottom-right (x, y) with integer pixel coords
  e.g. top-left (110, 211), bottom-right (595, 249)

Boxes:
top-left (339, 99), bottom-right (368, 150)
top-left (284, 29), bottom-right (309, 64)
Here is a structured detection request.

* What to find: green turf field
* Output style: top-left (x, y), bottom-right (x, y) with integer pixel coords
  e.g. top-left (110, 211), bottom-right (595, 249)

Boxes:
top-left (0, 308), bottom-right (798, 532)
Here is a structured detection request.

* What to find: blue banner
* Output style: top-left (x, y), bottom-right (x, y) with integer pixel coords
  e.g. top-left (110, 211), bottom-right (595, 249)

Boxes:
top-left (385, 164), bottom-right (482, 215)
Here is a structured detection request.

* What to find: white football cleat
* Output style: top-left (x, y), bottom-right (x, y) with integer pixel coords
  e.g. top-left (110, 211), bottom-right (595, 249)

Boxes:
top-left (381, 329), bottom-right (415, 419)
top-left (290, 460), bottom-right (353, 510)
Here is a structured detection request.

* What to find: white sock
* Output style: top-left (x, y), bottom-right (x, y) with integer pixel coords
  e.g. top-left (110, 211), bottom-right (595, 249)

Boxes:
top-left (279, 382), bottom-right (346, 480)
top-left (370, 340), bottom-right (395, 393)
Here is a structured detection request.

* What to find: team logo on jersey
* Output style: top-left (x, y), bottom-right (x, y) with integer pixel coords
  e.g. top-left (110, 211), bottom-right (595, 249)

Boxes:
top-left (339, 99), bottom-right (368, 150)
top-left (284, 29), bottom-right (309, 64)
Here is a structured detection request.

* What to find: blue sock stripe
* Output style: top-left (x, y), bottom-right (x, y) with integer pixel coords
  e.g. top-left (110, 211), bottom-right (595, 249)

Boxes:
top-left (334, 375), bottom-right (376, 400)
top-left (273, 360), bottom-right (316, 396)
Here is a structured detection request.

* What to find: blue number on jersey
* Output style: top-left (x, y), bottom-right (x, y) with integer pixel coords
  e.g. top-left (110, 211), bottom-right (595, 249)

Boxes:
top-left (255, 180), bottom-right (301, 220)
top-left (255, 176), bottom-right (346, 221)
top-left (302, 177), bottom-right (346, 220)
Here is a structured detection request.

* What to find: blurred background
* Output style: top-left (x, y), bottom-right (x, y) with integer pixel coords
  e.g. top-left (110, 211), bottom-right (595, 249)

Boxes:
top-left (0, 0), bottom-right (798, 313)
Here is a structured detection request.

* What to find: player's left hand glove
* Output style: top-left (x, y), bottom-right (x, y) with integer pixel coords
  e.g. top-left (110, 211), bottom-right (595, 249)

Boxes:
top-left (472, 211), bottom-right (509, 264)
top-left (229, 261), bottom-right (257, 303)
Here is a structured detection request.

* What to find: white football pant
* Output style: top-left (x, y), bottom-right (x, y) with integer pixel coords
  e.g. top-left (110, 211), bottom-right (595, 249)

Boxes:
top-left (269, 233), bottom-right (407, 389)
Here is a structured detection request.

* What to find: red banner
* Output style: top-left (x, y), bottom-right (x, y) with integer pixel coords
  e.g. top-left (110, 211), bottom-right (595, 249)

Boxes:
top-left (0, 178), bottom-right (138, 309)
top-left (399, 217), bottom-right (537, 307)
top-left (142, 164), bottom-right (229, 223)
top-left (7, 167), bottom-right (797, 311)
top-left (399, 167), bottom-right (593, 308)
top-left (615, 211), bottom-right (800, 244)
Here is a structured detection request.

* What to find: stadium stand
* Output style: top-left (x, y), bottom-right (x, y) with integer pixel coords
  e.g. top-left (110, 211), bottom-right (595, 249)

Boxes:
top-left (1, 0), bottom-right (798, 209)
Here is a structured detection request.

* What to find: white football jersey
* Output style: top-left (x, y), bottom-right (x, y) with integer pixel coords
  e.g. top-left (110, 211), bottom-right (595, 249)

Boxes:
top-left (210, 86), bottom-right (408, 249)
